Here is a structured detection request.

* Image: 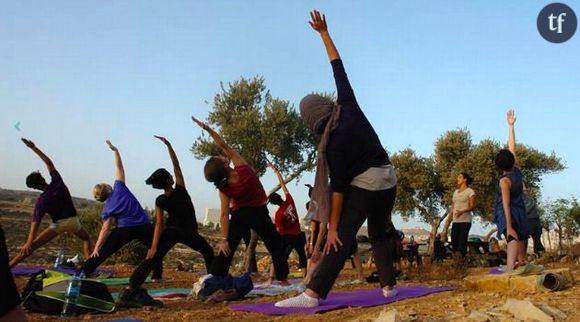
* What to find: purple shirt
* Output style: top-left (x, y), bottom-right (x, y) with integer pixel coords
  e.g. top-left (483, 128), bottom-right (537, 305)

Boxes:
top-left (101, 181), bottom-right (150, 228)
top-left (32, 171), bottom-right (77, 223)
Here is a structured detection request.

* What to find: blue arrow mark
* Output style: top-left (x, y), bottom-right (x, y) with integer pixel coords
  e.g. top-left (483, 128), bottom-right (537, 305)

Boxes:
top-left (14, 122), bottom-right (21, 131)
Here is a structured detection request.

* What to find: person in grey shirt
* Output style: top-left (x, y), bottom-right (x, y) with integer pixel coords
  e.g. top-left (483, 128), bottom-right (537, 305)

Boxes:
top-left (523, 188), bottom-right (545, 255)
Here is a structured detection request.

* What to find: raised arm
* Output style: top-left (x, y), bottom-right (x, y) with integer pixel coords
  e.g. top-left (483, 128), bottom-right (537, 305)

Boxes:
top-left (309, 10), bottom-right (340, 61)
top-left (192, 116), bottom-right (246, 166)
top-left (309, 10), bottom-right (356, 104)
top-left (507, 110), bottom-right (519, 167)
top-left (155, 136), bottom-right (184, 187)
top-left (106, 140), bottom-right (125, 182)
top-left (267, 161), bottom-right (289, 195)
top-left (21, 138), bottom-right (56, 172)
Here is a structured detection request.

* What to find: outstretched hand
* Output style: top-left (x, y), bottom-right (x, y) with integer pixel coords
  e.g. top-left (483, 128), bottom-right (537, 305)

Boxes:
top-left (507, 109), bottom-right (516, 126)
top-left (309, 10), bottom-right (328, 33)
top-left (106, 140), bottom-right (118, 152)
top-left (154, 135), bottom-right (170, 146)
top-left (21, 138), bottom-right (35, 149)
top-left (191, 116), bottom-right (210, 131)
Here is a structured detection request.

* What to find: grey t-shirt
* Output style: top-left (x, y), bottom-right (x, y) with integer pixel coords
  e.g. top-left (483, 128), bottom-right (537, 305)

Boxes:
top-left (452, 188), bottom-right (475, 223)
top-left (523, 192), bottom-right (540, 219)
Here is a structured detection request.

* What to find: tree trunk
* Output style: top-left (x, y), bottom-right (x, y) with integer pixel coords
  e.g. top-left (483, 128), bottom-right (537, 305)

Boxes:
top-left (427, 214), bottom-right (447, 255)
top-left (545, 229), bottom-right (552, 252)
top-left (244, 230), bottom-right (259, 273)
top-left (558, 226), bottom-right (564, 254)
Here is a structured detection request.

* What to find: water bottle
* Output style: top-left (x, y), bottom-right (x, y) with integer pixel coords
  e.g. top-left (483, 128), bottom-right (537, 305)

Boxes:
top-left (54, 249), bottom-right (65, 268)
top-left (61, 272), bottom-right (84, 318)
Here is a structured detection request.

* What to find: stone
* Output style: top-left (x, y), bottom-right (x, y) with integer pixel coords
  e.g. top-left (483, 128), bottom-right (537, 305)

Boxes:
top-left (464, 268), bottom-right (574, 294)
top-left (467, 310), bottom-right (491, 322)
top-left (539, 304), bottom-right (567, 320)
top-left (502, 298), bottom-right (553, 322)
top-left (374, 309), bottom-right (401, 322)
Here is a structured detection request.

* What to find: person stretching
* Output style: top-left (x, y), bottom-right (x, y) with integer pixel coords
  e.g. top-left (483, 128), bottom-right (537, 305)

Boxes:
top-left (276, 10), bottom-right (398, 308)
top-left (10, 138), bottom-right (92, 268)
top-left (493, 110), bottom-right (528, 272)
top-left (122, 136), bottom-right (214, 301)
top-left (192, 116), bottom-right (289, 285)
top-left (82, 140), bottom-right (162, 307)
top-left (267, 161), bottom-right (308, 280)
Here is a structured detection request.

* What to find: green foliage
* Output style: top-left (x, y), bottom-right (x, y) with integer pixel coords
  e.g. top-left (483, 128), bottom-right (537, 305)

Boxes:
top-left (392, 128), bottom-right (565, 228)
top-left (192, 76), bottom-right (318, 178)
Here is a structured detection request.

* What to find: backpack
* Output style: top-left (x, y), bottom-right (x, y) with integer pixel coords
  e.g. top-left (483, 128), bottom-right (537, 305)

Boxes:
top-left (196, 273), bottom-right (253, 301)
top-left (21, 269), bottom-right (115, 316)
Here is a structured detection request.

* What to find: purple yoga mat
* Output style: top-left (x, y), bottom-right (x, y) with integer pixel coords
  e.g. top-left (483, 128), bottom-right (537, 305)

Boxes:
top-left (11, 265), bottom-right (114, 278)
top-left (230, 285), bottom-right (454, 315)
top-left (489, 267), bottom-right (504, 275)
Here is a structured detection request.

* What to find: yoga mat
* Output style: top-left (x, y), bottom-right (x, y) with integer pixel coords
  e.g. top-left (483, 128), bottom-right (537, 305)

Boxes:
top-left (111, 288), bottom-right (191, 300)
top-left (11, 265), bottom-right (114, 278)
top-left (489, 267), bottom-right (504, 275)
top-left (247, 283), bottom-right (305, 298)
top-left (98, 276), bottom-right (151, 286)
top-left (231, 285), bottom-right (454, 315)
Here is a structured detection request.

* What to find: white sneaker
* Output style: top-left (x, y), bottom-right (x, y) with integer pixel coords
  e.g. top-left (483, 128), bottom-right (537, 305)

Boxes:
top-left (383, 287), bottom-right (398, 298)
top-left (275, 293), bottom-right (319, 308)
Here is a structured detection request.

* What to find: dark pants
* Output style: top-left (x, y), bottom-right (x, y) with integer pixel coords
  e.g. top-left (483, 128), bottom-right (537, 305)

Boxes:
top-left (281, 232), bottom-right (307, 268)
top-left (129, 226), bottom-right (214, 288)
top-left (209, 205), bottom-right (289, 281)
top-left (451, 222), bottom-right (471, 257)
top-left (82, 224), bottom-right (162, 278)
top-left (526, 218), bottom-right (545, 255)
top-left (307, 185), bottom-right (397, 299)
top-left (0, 226), bottom-right (21, 317)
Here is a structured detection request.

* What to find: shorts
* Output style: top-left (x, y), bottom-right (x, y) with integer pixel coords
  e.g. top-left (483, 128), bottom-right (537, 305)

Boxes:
top-left (50, 216), bottom-right (82, 234)
top-left (1, 226), bottom-right (22, 316)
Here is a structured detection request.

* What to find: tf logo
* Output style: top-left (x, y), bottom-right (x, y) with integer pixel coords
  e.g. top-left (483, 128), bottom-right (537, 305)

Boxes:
top-left (537, 3), bottom-right (577, 43)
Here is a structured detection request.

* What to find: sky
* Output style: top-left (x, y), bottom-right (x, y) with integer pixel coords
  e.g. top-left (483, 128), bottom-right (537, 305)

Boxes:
top-left (1, 1), bottom-right (579, 235)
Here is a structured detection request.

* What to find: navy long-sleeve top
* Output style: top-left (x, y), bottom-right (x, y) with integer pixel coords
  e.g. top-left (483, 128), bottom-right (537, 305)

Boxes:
top-left (327, 59), bottom-right (391, 193)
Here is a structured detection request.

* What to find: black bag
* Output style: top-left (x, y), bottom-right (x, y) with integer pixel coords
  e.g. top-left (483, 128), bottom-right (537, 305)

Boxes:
top-left (21, 270), bottom-right (115, 316)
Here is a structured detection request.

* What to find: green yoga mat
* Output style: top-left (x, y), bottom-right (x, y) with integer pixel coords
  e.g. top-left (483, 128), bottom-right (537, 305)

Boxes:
top-left (97, 276), bottom-right (151, 286)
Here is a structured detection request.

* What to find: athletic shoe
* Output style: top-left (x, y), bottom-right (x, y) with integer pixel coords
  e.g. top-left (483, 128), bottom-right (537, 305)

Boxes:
top-left (275, 293), bottom-right (319, 308)
top-left (131, 287), bottom-right (163, 308)
top-left (383, 287), bottom-right (398, 298)
top-left (116, 289), bottom-right (143, 308)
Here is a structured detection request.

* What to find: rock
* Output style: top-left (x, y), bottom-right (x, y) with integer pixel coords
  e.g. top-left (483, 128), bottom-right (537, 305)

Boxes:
top-left (467, 310), bottom-right (491, 322)
top-left (539, 304), bottom-right (567, 320)
top-left (502, 298), bottom-right (553, 322)
top-left (375, 309), bottom-right (401, 322)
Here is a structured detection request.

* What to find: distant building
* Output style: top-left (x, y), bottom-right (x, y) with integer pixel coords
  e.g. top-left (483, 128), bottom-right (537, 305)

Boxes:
top-left (203, 208), bottom-right (221, 228)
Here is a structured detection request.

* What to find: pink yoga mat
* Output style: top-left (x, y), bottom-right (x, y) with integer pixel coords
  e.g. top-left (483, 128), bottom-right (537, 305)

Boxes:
top-left (230, 285), bottom-right (454, 315)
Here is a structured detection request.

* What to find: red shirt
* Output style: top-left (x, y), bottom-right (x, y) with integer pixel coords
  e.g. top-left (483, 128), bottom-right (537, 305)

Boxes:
top-left (274, 193), bottom-right (301, 236)
top-left (220, 165), bottom-right (267, 211)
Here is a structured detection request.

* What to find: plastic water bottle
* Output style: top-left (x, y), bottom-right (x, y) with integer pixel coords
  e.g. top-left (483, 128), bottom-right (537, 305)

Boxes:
top-left (61, 272), bottom-right (84, 318)
top-left (54, 249), bottom-right (65, 268)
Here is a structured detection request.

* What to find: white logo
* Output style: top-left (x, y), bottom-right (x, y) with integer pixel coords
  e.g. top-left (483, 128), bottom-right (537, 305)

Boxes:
top-left (549, 12), bottom-right (567, 33)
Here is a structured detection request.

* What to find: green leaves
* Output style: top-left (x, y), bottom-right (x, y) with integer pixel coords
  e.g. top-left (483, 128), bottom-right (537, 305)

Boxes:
top-left (192, 76), bottom-right (318, 178)
top-left (392, 128), bottom-right (564, 225)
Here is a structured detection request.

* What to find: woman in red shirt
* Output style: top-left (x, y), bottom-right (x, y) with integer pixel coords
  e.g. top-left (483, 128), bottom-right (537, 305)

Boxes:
top-left (192, 117), bottom-right (289, 284)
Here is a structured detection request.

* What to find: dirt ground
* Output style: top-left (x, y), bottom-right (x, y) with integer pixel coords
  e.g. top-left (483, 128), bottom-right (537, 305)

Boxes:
top-left (12, 260), bottom-right (580, 322)
top-left (3, 203), bottom-right (580, 321)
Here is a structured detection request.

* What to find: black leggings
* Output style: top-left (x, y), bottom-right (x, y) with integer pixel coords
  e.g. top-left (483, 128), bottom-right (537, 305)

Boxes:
top-left (0, 226), bottom-right (21, 316)
top-left (82, 224), bottom-right (162, 278)
top-left (451, 222), bottom-right (472, 257)
top-left (209, 205), bottom-right (289, 281)
top-left (307, 185), bottom-right (397, 299)
top-left (281, 233), bottom-right (307, 268)
top-left (129, 226), bottom-right (214, 288)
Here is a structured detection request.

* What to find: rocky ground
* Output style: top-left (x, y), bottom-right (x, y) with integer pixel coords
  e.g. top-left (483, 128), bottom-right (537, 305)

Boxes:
top-left (2, 200), bottom-right (579, 321)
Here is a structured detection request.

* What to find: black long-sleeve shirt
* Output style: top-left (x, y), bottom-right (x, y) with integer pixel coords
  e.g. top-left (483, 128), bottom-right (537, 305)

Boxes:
top-left (326, 59), bottom-right (390, 193)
